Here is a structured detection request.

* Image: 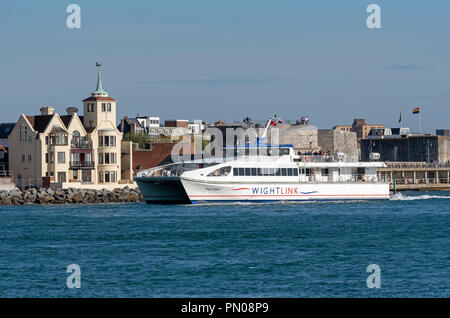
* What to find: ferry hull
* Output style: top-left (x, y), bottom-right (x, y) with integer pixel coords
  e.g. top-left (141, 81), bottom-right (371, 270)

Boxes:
top-left (135, 176), bottom-right (191, 204)
top-left (180, 179), bottom-right (390, 203)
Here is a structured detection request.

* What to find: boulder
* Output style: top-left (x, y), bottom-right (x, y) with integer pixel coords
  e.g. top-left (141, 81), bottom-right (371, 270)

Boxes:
top-left (72, 193), bottom-right (83, 203)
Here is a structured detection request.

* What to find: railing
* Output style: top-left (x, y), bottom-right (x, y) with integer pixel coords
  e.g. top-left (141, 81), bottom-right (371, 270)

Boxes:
top-left (137, 165), bottom-right (184, 178)
top-left (302, 175), bottom-right (381, 183)
top-left (71, 141), bottom-right (92, 149)
top-left (0, 170), bottom-right (13, 178)
top-left (297, 155), bottom-right (359, 163)
top-left (378, 174), bottom-right (450, 184)
top-left (70, 161), bottom-right (95, 168)
top-left (385, 161), bottom-right (450, 168)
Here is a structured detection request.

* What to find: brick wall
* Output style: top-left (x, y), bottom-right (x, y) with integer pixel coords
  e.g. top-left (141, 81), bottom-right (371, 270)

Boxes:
top-left (132, 142), bottom-right (194, 172)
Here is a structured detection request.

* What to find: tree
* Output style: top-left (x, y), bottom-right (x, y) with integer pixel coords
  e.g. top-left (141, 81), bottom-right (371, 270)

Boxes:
top-left (123, 132), bottom-right (151, 149)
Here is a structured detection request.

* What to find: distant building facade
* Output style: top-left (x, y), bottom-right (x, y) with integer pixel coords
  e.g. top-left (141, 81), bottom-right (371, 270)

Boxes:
top-left (119, 116), bottom-right (145, 135)
top-left (334, 118), bottom-right (385, 139)
top-left (318, 129), bottom-right (358, 160)
top-left (0, 123), bottom-right (14, 147)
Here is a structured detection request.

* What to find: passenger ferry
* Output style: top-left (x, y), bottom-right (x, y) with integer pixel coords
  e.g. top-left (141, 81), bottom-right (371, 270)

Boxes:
top-left (135, 144), bottom-right (390, 204)
top-left (179, 145), bottom-right (389, 203)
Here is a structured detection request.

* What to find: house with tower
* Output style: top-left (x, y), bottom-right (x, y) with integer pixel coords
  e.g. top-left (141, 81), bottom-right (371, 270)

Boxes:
top-left (8, 64), bottom-right (131, 189)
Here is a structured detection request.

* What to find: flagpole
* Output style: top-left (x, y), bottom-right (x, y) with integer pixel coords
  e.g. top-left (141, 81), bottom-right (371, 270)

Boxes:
top-left (419, 112), bottom-right (422, 135)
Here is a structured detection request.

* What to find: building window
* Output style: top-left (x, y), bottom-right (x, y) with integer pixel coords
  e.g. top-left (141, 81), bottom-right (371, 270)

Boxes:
top-left (111, 171), bottom-right (116, 182)
top-left (73, 170), bottom-right (78, 180)
top-left (82, 170), bottom-right (92, 183)
top-left (110, 136), bottom-right (115, 146)
top-left (45, 136), bottom-right (49, 145)
top-left (99, 171), bottom-right (103, 183)
top-left (107, 103), bottom-right (111, 111)
top-left (28, 154), bottom-right (32, 161)
top-left (102, 103), bottom-right (106, 112)
top-left (19, 125), bottom-right (28, 142)
top-left (21, 154), bottom-right (25, 162)
top-left (105, 153), bottom-right (110, 164)
top-left (57, 152), bottom-right (65, 163)
top-left (58, 172), bottom-right (66, 183)
top-left (98, 153), bottom-right (103, 164)
top-left (99, 135), bottom-right (103, 147)
top-left (105, 171), bottom-right (110, 182)
top-left (111, 153), bottom-right (115, 164)
top-left (0, 151), bottom-right (3, 159)
top-left (50, 152), bottom-right (54, 163)
top-left (28, 135), bottom-right (32, 143)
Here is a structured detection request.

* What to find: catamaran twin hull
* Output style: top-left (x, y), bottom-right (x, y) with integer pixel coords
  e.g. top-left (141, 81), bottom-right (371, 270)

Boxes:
top-left (180, 179), bottom-right (390, 203)
top-left (135, 176), bottom-right (191, 204)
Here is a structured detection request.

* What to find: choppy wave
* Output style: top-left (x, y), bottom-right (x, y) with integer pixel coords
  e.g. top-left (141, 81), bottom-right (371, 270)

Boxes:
top-left (390, 193), bottom-right (450, 201)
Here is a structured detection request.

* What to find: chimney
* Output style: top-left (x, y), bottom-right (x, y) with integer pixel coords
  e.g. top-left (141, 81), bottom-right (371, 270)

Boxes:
top-left (40, 106), bottom-right (54, 116)
top-left (66, 107), bottom-right (78, 116)
top-left (120, 118), bottom-right (125, 133)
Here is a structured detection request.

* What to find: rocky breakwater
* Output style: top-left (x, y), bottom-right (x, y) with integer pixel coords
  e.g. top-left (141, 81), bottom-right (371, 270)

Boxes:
top-left (0, 186), bottom-right (144, 205)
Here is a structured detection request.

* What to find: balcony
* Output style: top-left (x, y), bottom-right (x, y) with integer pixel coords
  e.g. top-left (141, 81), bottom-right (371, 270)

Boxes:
top-left (71, 140), bottom-right (92, 149)
top-left (70, 161), bottom-right (95, 169)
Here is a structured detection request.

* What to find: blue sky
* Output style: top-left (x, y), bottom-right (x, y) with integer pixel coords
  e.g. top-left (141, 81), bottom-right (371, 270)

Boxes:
top-left (0, 0), bottom-right (449, 132)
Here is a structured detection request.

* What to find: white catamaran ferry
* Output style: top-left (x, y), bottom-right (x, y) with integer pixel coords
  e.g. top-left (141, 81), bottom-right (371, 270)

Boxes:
top-left (179, 146), bottom-right (389, 203)
top-left (135, 144), bottom-right (390, 204)
top-left (135, 116), bottom-right (389, 203)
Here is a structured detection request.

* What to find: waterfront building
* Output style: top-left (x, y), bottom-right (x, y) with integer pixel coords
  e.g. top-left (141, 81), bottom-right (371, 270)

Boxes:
top-left (360, 133), bottom-right (450, 163)
top-left (8, 65), bottom-right (125, 189)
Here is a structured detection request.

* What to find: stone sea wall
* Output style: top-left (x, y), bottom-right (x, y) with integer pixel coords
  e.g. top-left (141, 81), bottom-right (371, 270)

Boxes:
top-left (0, 186), bottom-right (143, 205)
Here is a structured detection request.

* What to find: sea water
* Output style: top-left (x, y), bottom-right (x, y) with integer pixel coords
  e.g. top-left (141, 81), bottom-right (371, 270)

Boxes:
top-left (0, 191), bottom-right (449, 297)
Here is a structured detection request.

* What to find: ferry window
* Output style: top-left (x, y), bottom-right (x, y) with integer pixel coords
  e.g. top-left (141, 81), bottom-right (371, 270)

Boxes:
top-left (208, 166), bottom-right (232, 177)
top-left (281, 168), bottom-right (287, 176)
top-left (270, 148), bottom-right (279, 156)
top-left (305, 168), bottom-right (311, 176)
top-left (287, 168), bottom-right (293, 176)
top-left (281, 148), bottom-right (290, 155)
top-left (251, 168), bottom-right (257, 176)
top-left (269, 168), bottom-right (275, 176)
top-left (238, 168), bottom-right (244, 176)
top-left (293, 169), bottom-right (298, 176)
top-left (321, 168), bottom-right (329, 176)
top-left (233, 168), bottom-right (238, 176)
top-left (244, 168), bottom-right (251, 176)
top-left (276, 168), bottom-right (281, 176)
